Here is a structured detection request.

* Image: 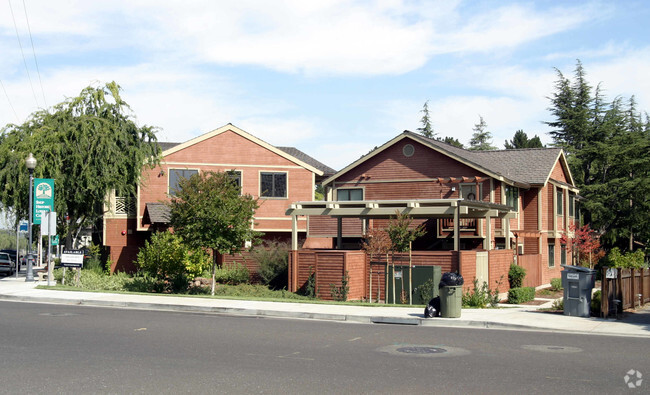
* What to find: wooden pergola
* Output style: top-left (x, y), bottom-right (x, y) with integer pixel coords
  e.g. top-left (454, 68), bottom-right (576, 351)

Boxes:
top-left (286, 198), bottom-right (516, 251)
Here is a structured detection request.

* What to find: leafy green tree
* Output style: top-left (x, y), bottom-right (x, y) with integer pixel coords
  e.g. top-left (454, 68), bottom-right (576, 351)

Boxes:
top-left (386, 211), bottom-right (425, 304)
top-left (0, 82), bottom-right (160, 247)
top-left (504, 130), bottom-right (544, 149)
top-left (417, 101), bottom-right (436, 139)
top-left (167, 171), bottom-right (262, 295)
top-left (469, 115), bottom-right (496, 150)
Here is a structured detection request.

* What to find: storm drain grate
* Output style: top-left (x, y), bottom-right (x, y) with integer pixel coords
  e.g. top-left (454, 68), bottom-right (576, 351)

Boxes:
top-left (396, 346), bottom-right (447, 354)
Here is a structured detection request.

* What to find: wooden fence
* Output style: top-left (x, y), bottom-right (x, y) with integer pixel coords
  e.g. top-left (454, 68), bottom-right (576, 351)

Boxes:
top-left (517, 254), bottom-right (542, 288)
top-left (601, 267), bottom-right (650, 318)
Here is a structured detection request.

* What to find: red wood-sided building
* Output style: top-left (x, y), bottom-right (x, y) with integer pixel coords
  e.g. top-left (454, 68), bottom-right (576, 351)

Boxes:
top-left (286, 131), bottom-right (579, 301)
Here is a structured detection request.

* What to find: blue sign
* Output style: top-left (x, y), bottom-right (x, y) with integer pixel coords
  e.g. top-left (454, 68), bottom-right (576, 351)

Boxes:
top-left (19, 221), bottom-right (28, 232)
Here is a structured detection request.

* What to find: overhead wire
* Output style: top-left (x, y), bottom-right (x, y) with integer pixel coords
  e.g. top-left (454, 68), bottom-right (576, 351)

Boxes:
top-left (0, 79), bottom-right (20, 123)
top-left (7, 0), bottom-right (40, 109)
top-left (21, 0), bottom-right (47, 108)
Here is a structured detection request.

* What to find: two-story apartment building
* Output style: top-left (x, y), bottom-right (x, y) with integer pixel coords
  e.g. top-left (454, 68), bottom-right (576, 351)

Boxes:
top-left (103, 123), bottom-right (334, 273)
top-left (286, 131), bottom-right (579, 299)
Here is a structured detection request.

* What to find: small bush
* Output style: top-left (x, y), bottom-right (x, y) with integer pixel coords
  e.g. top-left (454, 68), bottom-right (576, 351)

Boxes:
top-left (252, 240), bottom-right (289, 289)
top-left (550, 277), bottom-right (562, 291)
top-left (591, 290), bottom-right (601, 316)
top-left (507, 287), bottom-right (535, 304)
top-left (508, 263), bottom-right (526, 289)
top-left (214, 262), bottom-right (250, 285)
top-left (551, 298), bottom-right (563, 311)
top-left (330, 271), bottom-right (349, 302)
top-left (462, 278), bottom-right (500, 308)
top-left (416, 278), bottom-right (436, 304)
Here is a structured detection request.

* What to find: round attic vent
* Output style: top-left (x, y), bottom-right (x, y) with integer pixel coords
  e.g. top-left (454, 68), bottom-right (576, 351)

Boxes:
top-left (403, 144), bottom-right (415, 157)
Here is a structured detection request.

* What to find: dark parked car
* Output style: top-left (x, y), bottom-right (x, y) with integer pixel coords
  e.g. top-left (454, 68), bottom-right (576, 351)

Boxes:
top-left (0, 249), bottom-right (17, 263)
top-left (0, 252), bottom-right (14, 276)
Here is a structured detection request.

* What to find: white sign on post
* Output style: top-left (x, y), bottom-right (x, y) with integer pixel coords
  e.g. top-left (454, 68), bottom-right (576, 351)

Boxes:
top-left (41, 211), bottom-right (57, 236)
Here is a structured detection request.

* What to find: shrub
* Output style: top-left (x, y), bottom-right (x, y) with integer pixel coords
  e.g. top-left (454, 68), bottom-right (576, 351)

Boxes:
top-left (330, 271), bottom-right (349, 302)
top-left (508, 263), bottom-right (526, 289)
top-left (550, 277), bottom-right (562, 291)
top-left (252, 240), bottom-right (289, 289)
top-left (507, 287), bottom-right (535, 304)
top-left (214, 262), bottom-right (250, 285)
top-left (551, 298), bottom-right (563, 311)
top-left (416, 278), bottom-right (436, 304)
top-left (136, 231), bottom-right (211, 283)
top-left (604, 247), bottom-right (647, 269)
top-left (591, 290), bottom-right (601, 316)
top-left (83, 244), bottom-right (104, 274)
top-left (462, 278), bottom-right (500, 308)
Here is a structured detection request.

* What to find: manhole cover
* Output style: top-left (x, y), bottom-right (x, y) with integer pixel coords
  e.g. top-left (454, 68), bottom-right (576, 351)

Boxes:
top-left (396, 346), bottom-right (447, 354)
top-left (378, 344), bottom-right (469, 358)
top-left (522, 345), bottom-right (582, 353)
top-left (39, 312), bottom-right (79, 317)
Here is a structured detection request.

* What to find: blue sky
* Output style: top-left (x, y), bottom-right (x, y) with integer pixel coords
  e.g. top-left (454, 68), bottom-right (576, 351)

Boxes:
top-left (2, 0), bottom-right (650, 174)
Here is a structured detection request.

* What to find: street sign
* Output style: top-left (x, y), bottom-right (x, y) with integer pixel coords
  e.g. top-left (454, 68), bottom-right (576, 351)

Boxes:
top-left (52, 235), bottom-right (59, 246)
top-left (41, 211), bottom-right (57, 236)
top-left (19, 221), bottom-right (28, 232)
top-left (33, 178), bottom-right (54, 225)
top-left (61, 249), bottom-right (83, 268)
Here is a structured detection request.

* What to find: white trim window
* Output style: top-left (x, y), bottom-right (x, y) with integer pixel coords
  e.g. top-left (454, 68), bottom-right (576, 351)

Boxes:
top-left (337, 188), bottom-right (363, 201)
top-left (169, 169), bottom-right (199, 196)
top-left (260, 172), bottom-right (287, 198)
top-left (461, 184), bottom-right (479, 201)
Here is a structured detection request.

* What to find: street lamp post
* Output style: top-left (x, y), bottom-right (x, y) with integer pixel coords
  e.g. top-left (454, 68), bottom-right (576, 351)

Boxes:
top-left (25, 153), bottom-right (36, 282)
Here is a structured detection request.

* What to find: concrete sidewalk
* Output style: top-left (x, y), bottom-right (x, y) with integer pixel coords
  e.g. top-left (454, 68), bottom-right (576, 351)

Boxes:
top-left (1, 274), bottom-right (649, 338)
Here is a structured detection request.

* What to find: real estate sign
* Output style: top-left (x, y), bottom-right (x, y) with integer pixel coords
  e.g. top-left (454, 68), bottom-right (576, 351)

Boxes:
top-left (61, 249), bottom-right (83, 268)
top-left (33, 178), bottom-right (54, 225)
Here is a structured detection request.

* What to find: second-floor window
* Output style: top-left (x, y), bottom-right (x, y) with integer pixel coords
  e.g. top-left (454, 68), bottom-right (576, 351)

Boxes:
top-left (337, 188), bottom-right (363, 201)
top-left (260, 172), bottom-right (287, 198)
top-left (227, 170), bottom-right (242, 192)
top-left (568, 193), bottom-right (575, 217)
top-left (169, 169), bottom-right (198, 196)
top-left (505, 185), bottom-right (519, 212)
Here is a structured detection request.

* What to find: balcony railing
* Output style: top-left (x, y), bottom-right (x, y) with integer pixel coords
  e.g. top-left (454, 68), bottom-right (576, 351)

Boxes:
top-left (440, 218), bottom-right (477, 232)
top-left (115, 196), bottom-right (135, 215)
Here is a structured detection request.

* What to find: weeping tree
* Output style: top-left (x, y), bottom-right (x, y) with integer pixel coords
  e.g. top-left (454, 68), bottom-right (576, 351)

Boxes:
top-left (167, 171), bottom-right (262, 295)
top-left (0, 82), bottom-right (161, 248)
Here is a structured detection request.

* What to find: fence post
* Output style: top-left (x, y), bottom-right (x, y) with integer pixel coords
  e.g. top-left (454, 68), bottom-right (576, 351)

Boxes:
top-left (601, 266), bottom-right (609, 319)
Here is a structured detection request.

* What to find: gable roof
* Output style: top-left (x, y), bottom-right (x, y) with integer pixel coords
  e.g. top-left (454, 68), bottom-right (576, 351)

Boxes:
top-left (324, 130), bottom-right (575, 189)
top-left (276, 146), bottom-right (336, 177)
top-left (160, 123), bottom-right (325, 176)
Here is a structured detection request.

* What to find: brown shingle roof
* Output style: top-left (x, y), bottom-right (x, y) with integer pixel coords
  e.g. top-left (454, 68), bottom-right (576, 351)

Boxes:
top-left (406, 131), bottom-right (564, 186)
top-left (275, 146), bottom-right (336, 176)
top-left (144, 203), bottom-right (170, 224)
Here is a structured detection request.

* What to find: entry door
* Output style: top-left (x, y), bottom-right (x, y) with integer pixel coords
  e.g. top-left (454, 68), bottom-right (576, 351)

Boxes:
top-left (476, 251), bottom-right (489, 286)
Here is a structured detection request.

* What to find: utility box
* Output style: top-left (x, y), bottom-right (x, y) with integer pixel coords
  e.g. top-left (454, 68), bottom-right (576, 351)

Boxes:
top-left (561, 265), bottom-right (596, 317)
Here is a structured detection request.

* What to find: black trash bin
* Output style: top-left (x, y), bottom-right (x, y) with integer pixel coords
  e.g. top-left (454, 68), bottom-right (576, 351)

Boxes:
top-left (561, 265), bottom-right (596, 317)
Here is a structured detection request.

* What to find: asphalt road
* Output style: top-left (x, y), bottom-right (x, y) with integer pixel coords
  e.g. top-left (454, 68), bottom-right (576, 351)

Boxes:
top-left (0, 301), bottom-right (646, 394)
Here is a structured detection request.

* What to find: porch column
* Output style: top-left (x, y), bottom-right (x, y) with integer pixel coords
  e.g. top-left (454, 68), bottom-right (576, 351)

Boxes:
top-left (484, 214), bottom-right (492, 250)
top-left (504, 217), bottom-right (511, 249)
top-left (291, 215), bottom-right (298, 251)
top-left (337, 217), bottom-right (343, 249)
top-left (454, 205), bottom-right (460, 251)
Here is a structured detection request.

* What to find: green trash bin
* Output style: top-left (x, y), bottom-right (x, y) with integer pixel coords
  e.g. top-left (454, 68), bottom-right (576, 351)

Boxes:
top-left (440, 285), bottom-right (462, 318)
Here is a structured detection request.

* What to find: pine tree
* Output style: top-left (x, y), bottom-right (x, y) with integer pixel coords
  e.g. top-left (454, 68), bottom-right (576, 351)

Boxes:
top-left (469, 115), bottom-right (496, 150)
top-left (417, 101), bottom-right (436, 138)
top-left (504, 130), bottom-right (544, 149)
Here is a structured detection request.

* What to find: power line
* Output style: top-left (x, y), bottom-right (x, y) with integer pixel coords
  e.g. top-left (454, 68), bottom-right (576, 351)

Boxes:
top-left (0, 79), bottom-right (20, 123)
top-left (8, 0), bottom-right (40, 109)
top-left (22, 0), bottom-right (47, 108)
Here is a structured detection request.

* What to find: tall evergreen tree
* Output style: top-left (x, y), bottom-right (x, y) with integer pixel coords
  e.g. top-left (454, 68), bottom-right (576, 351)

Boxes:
top-left (417, 101), bottom-right (436, 138)
top-left (504, 130), bottom-right (544, 149)
top-left (469, 115), bottom-right (496, 150)
top-left (442, 136), bottom-right (464, 148)
top-left (546, 61), bottom-right (650, 251)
